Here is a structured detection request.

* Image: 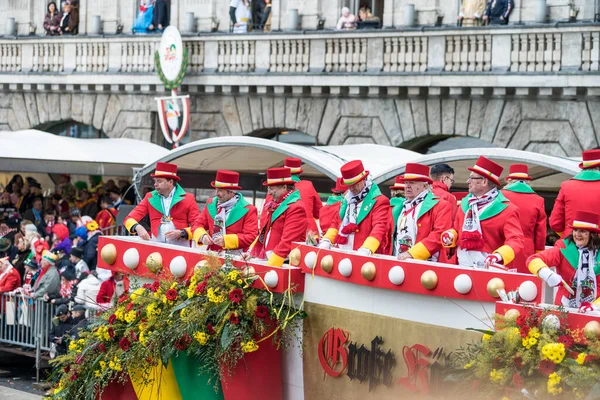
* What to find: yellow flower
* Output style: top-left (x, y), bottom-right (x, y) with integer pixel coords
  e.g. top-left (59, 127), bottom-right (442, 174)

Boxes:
top-left (241, 340), bottom-right (259, 353)
top-left (228, 270), bottom-right (240, 281)
top-left (237, 279), bottom-right (243, 284)
top-left (547, 372), bottom-right (562, 395)
top-left (482, 334), bottom-right (492, 341)
top-left (170, 282), bottom-right (178, 290)
top-left (529, 327), bottom-right (541, 338)
top-left (464, 362), bottom-right (473, 369)
top-left (146, 303), bottom-right (161, 319)
top-left (180, 307), bottom-right (188, 321)
top-left (125, 310), bottom-right (137, 323)
top-left (130, 287), bottom-right (146, 301)
top-left (489, 369), bottom-right (504, 384)
top-left (99, 361), bottom-right (107, 370)
top-left (542, 343), bottom-right (566, 364)
top-left (193, 331), bottom-right (209, 345)
top-left (115, 306), bottom-right (126, 321)
top-left (68, 341), bottom-right (78, 351)
top-left (94, 370), bottom-right (101, 377)
top-left (576, 353), bottom-right (586, 365)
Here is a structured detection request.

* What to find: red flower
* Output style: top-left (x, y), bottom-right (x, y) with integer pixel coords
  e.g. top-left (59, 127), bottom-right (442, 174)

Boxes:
top-left (513, 356), bottom-right (523, 369)
top-left (539, 359), bottom-right (555, 376)
top-left (165, 289), bottom-right (178, 301)
top-left (119, 337), bottom-right (131, 351)
top-left (129, 330), bottom-right (138, 341)
top-left (585, 354), bottom-right (598, 363)
top-left (516, 315), bottom-right (527, 327)
top-left (143, 283), bottom-right (152, 290)
top-left (126, 302), bottom-right (135, 311)
top-left (207, 323), bottom-right (215, 334)
top-left (569, 351), bottom-right (579, 359)
top-left (97, 343), bottom-right (106, 353)
top-left (70, 373), bottom-right (77, 381)
top-left (63, 365), bottom-right (70, 373)
top-left (519, 326), bottom-right (530, 338)
top-left (118, 294), bottom-right (128, 304)
top-left (229, 314), bottom-right (240, 325)
top-left (75, 354), bottom-right (83, 365)
top-left (108, 327), bottom-right (115, 339)
top-left (195, 281), bottom-right (207, 294)
top-left (229, 288), bottom-right (243, 303)
top-left (108, 314), bottom-right (116, 325)
top-left (558, 334), bottom-right (574, 349)
top-left (255, 305), bottom-right (269, 319)
top-left (512, 373), bottom-right (523, 388)
top-left (174, 334), bottom-right (192, 351)
top-left (150, 281), bottom-right (160, 293)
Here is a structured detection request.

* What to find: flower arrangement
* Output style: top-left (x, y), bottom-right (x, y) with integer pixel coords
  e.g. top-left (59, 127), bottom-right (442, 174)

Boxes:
top-left (451, 306), bottom-right (600, 399)
top-left (47, 255), bottom-right (306, 399)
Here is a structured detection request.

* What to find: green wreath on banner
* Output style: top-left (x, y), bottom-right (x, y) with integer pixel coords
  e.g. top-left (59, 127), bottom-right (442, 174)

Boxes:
top-left (155, 48), bottom-right (189, 90)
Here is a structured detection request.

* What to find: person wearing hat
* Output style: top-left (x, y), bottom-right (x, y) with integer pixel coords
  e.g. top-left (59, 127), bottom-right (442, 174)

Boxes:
top-left (69, 246), bottom-right (89, 279)
top-left (48, 304), bottom-right (73, 356)
top-left (320, 160), bottom-right (392, 255)
top-left (501, 164), bottom-right (547, 273)
top-left (124, 162), bottom-right (201, 246)
top-left (393, 164), bottom-right (453, 261)
top-left (0, 237), bottom-right (16, 261)
top-left (550, 149), bottom-right (600, 238)
top-left (527, 211), bottom-right (600, 310)
top-left (283, 158), bottom-right (323, 238)
top-left (0, 257), bottom-right (21, 293)
top-left (318, 178), bottom-right (347, 235)
top-left (96, 195), bottom-right (118, 231)
top-left (22, 258), bottom-right (40, 291)
top-left (193, 170), bottom-right (258, 254)
top-left (442, 156), bottom-right (524, 269)
top-left (246, 168), bottom-right (308, 266)
top-left (32, 250), bottom-right (60, 300)
top-left (69, 304), bottom-right (88, 339)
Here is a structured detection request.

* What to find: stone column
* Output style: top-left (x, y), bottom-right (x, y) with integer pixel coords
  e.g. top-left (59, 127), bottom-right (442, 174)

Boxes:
top-left (309, 38), bottom-right (325, 73)
top-left (367, 37), bottom-right (384, 72)
top-left (383, 0), bottom-right (395, 27)
top-left (491, 34), bottom-right (511, 72)
top-left (427, 36), bottom-right (445, 72)
top-left (562, 32), bottom-right (583, 72)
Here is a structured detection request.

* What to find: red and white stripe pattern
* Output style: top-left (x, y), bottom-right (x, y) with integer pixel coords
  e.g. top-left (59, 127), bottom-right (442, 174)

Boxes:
top-left (266, 177), bottom-right (293, 185)
top-left (507, 172), bottom-right (530, 179)
top-left (573, 220), bottom-right (600, 230)
top-left (403, 173), bottom-right (430, 182)
top-left (471, 164), bottom-right (499, 181)
top-left (343, 171), bottom-right (367, 186)
top-left (213, 180), bottom-right (239, 188)
top-left (582, 159), bottom-right (600, 168)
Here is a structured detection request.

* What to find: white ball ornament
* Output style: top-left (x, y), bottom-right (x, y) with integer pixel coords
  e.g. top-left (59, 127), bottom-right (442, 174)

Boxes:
top-left (542, 315), bottom-right (561, 332)
top-left (518, 280), bottom-right (538, 302)
top-left (123, 248), bottom-right (140, 270)
top-left (338, 258), bottom-right (353, 277)
top-left (169, 256), bottom-right (187, 278)
top-left (304, 251), bottom-right (317, 269)
top-left (388, 266), bottom-right (405, 286)
top-left (454, 274), bottom-right (473, 294)
top-left (265, 271), bottom-right (279, 288)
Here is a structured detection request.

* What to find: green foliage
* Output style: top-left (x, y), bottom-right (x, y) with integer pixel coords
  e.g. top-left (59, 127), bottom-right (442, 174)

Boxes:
top-left (154, 48), bottom-right (189, 90)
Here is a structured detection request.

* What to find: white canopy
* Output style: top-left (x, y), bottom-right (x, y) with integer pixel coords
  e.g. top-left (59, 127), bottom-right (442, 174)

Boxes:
top-left (0, 130), bottom-right (169, 176)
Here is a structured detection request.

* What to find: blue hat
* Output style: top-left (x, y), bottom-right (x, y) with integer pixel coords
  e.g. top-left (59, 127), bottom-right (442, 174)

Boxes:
top-left (75, 226), bottom-right (88, 241)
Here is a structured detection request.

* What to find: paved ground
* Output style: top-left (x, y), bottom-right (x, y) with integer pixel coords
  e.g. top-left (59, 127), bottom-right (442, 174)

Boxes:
top-left (0, 385), bottom-right (41, 399)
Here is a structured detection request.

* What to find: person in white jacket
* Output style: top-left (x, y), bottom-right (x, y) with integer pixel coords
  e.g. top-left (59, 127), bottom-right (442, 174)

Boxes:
top-left (74, 271), bottom-right (101, 310)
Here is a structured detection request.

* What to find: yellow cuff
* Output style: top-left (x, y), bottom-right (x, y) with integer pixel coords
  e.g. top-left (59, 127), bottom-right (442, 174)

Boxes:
top-left (407, 242), bottom-right (431, 261)
top-left (593, 297), bottom-right (600, 307)
top-left (124, 218), bottom-right (139, 234)
top-left (223, 234), bottom-right (239, 250)
top-left (557, 232), bottom-right (563, 238)
top-left (528, 258), bottom-right (548, 276)
top-left (324, 228), bottom-right (338, 244)
top-left (361, 236), bottom-right (380, 254)
top-left (267, 253), bottom-right (285, 267)
top-left (442, 229), bottom-right (458, 248)
top-left (193, 228), bottom-right (208, 244)
top-left (495, 245), bottom-right (515, 265)
top-left (535, 249), bottom-right (543, 253)
top-left (184, 227), bottom-right (192, 240)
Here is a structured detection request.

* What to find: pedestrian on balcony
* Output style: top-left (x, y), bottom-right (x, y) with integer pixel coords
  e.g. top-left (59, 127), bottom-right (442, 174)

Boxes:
top-left (336, 7), bottom-right (358, 30)
top-left (44, 2), bottom-right (61, 36)
top-left (457, 0), bottom-right (486, 27)
top-left (149, 0), bottom-right (169, 32)
top-left (483, 0), bottom-right (513, 25)
top-left (230, 0), bottom-right (251, 33)
top-left (133, 0), bottom-right (155, 34)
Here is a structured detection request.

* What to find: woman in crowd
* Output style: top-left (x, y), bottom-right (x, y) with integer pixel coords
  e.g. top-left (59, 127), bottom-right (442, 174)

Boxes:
top-left (337, 7), bottom-right (358, 30)
top-left (230, 0), bottom-right (251, 33)
top-left (11, 237), bottom-right (31, 282)
top-left (74, 271), bottom-right (102, 310)
top-left (133, 0), bottom-right (155, 34)
top-left (49, 268), bottom-right (78, 306)
top-left (44, 2), bottom-right (61, 35)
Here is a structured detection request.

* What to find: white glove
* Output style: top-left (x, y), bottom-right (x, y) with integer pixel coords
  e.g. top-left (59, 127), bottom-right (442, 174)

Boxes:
top-left (201, 234), bottom-right (213, 246)
top-left (538, 267), bottom-right (562, 287)
top-left (484, 253), bottom-right (502, 268)
top-left (319, 239), bottom-right (332, 249)
top-left (357, 248), bottom-right (372, 256)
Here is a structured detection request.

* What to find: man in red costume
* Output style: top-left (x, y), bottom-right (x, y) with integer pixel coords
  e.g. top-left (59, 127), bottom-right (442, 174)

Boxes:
top-left (431, 163), bottom-right (457, 221)
top-left (501, 164), bottom-right (547, 273)
top-left (281, 158), bottom-right (322, 237)
top-left (318, 178), bottom-right (347, 235)
top-left (550, 149), bottom-right (600, 237)
top-left (194, 170), bottom-right (258, 254)
top-left (320, 160), bottom-right (392, 255)
top-left (124, 162), bottom-right (201, 247)
top-left (442, 156), bottom-right (524, 269)
top-left (246, 168), bottom-right (308, 267)
top-left (394, 164), bottom-right (452, 261)
top-left (0, 257), bottom-right (21, 293)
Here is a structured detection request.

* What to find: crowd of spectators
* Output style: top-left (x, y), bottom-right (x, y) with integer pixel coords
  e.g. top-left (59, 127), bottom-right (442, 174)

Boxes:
top-left (0, 173), bottom-right (136, 317)
top-left (43, 1), bottom-right (79, 36)
top-left (132, 0), bottom-right (170, 34)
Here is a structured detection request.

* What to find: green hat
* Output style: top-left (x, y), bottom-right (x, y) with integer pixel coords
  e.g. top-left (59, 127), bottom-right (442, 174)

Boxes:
top-left (0, 237), bottom-right (11, 252)
top-left (74, 181), bottom-right (88, 191)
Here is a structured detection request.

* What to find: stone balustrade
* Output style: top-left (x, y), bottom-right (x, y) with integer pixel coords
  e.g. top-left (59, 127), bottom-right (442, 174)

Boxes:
top-left (0, 25), bottom-right (599, 91)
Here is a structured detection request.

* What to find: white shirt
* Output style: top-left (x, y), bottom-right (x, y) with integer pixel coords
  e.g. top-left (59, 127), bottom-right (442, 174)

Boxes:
top-left (160, 187), bottom-right (176, 216)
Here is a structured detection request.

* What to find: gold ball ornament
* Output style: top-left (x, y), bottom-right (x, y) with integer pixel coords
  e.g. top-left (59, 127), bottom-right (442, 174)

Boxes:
top-left (584, 321), bottom-right (600, 340)
top-left (504, 309), bottom-right (521, 320)
top-left (289, 248), bottom-right (301, 266)
top-left (361, 262), bottom-right (377, 281)
top-left (421, 270), bottom-right (438, 290)
top-left (100, 244), bottom-right (117, 265)
top-left (145, 252), bottom-right (163, 274)
top-left (242, 266), bottom-right (256, 278)
top-left (320, 255), bottom-right (334, 273)
top-left (487, 278), bottom-right (505, 298)
top-left (194, 259), bottom-right (209, 273)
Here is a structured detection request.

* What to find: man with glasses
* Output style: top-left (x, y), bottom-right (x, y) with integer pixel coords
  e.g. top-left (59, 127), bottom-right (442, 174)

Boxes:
top-left (442, 156), bottom-right (524, 269)
top-left (431, 163), bottom-right (458, 221)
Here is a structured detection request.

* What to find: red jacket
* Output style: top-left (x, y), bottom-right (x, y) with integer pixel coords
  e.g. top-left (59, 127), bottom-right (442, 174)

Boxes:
top-left (124, 185), bottom-right (201, 240)
top-left (255, 191), bottom-right (308, 267)
top-left (193, 195), bottom-right (258, 252)
top-left (451, 192), bottom-right (525, 267)
top-left (0, 267), bottom-right (21, 293)
top-left (325, 184), bottom-right (393, 255)
top-left (397, 191), bottom-right (453, 260)
top-left (96, 208), bottom-right (117, 230)
top-left (319, 197), bottom-right (343, 234)
top-left (265, 177), bottom-right (322, 235)
top-left (432, 181), bottom-right (457, 221)
top-left (502, 183), bottom-right (547, 273)
top-left (527, 239), bottom-right (600, 305)
top-left (96, 277), bottom-right (130, 304)
top-left (550, 171), bottom-right (600, 237)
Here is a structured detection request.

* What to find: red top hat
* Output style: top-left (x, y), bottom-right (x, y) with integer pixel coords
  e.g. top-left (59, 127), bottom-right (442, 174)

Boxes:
top-left (332, 177), bottom-right (348, 194)
top-left (571, 210), bottom-right (600, 234)
top-left (263, 168), bottom-right (295, 186)
top-left (579, 149), bottom-right (600, 170)
top-left (402, 163), bottom-right (433, 184)
top-left (506, 164), bottom-right (532, 181)
top-left (284, 157), bottom-right (304, 175)
top-left (389, 176), bottom-right (406, 190)
top-left (151, 162), bottom-right (180, 181)
top-left (211, 170), bottom-right (241, 190)
top-left (340, 160), bottom-right (369, 186)
top-left (468, 156), bottom-right (503, 186)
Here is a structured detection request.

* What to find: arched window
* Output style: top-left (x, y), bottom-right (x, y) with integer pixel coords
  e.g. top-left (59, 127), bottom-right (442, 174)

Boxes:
top-left (43, 121), bottom-right (107, 139)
